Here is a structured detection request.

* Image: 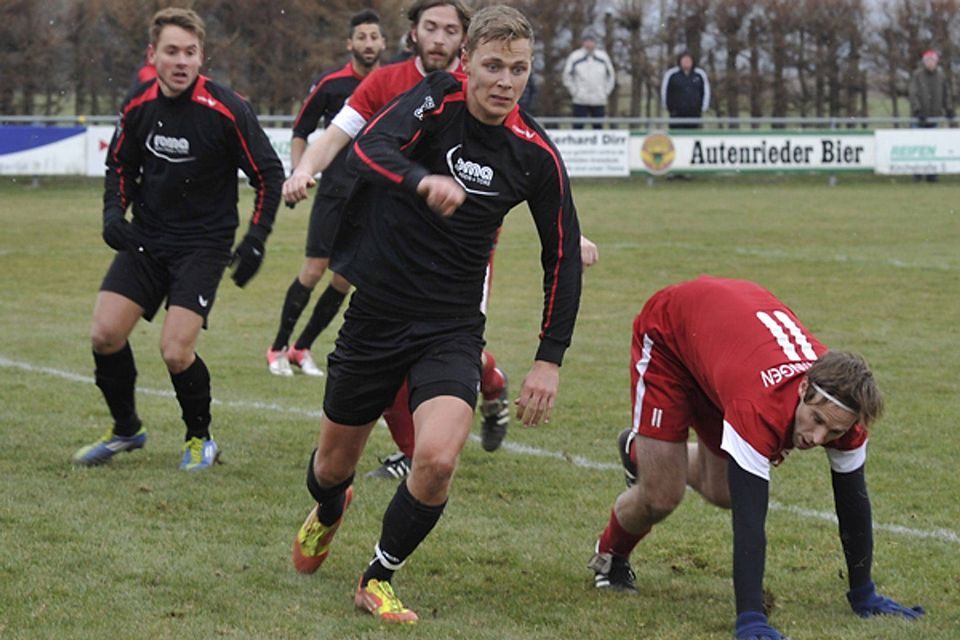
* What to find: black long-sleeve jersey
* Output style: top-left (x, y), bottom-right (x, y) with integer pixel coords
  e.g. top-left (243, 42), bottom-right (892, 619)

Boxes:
top-left (292, 62), bottom-right (364, 197)
top-left (340, 71), bottom-right (582, 365)
top-left (104, 75), bottom-right (283, 251)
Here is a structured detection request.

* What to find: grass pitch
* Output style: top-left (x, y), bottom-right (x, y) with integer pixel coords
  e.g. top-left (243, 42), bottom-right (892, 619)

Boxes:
top-left (0, 174), bottom-right (957, 639)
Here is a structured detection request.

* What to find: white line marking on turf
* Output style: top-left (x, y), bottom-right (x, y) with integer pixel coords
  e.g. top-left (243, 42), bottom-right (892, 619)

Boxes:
top-left (3, 355), bottom-right (958, 546)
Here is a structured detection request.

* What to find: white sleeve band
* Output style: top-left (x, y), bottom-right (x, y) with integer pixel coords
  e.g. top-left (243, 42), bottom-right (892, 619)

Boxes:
top-left (825, 442), bottom-right (868, 473)
top-left (330, 104), bottom-right (368, 140)
top-left (721, 420), bottom-right (771, 481)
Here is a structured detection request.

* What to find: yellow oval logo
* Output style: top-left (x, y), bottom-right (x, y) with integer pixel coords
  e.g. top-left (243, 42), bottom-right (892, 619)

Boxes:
top-left (641, 132), bottom-right (675, 175)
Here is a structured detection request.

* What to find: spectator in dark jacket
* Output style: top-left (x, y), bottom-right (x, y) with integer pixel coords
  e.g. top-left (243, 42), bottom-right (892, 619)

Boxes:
top-left (661, 51), bottom-right (710, 129)
top-left (909, 49), bottom-right (954, 182)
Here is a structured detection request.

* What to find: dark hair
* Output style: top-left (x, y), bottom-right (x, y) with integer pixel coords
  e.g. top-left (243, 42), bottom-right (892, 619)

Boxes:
top-left (406, 0), bottom-right (472, 29)
top-left (804, 350), bottom-right (884, 428)
top-left (349, 9), bottom-right (383, 37)
top-left (149, 8), bottom-right (206, 48)
top-left (677, 50), bottom-right (694, 66)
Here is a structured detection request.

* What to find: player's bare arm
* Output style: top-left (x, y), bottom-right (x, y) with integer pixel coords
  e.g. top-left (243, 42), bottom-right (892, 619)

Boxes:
top-left (282, 125), bottom-right (353, 204)
top-left (515, 360), bottom-right (560, 427)
top-left (416, 175), bottom-right (465, 217)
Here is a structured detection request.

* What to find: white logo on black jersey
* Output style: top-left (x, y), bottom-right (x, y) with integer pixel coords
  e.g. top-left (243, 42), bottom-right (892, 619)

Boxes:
top-left (446, 144), bottom-right (499, 196)
top-left (146, 130), bottom-right (195, 163)
top-left (414, 95), bottom-right (436, 120)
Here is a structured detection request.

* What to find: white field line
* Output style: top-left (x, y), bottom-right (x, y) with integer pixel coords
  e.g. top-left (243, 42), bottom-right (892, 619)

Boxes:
top-left (3, 355), bottom-right (957, 546)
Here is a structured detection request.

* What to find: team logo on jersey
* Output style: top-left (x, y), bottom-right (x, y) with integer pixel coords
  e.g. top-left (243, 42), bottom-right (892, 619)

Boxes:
top-left (446, 144), bottom-right (499, 196)
top-left (146, 131), bottom-right (195, 163)
top-left (414, 95), bottom-right (436, 120)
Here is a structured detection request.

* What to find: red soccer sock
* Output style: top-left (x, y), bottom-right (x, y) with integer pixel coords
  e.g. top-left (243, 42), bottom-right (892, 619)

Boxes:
top-left (383, 381), bottom-right (415, 458)
top-left (598, 509), bottom-right (649, 558)
top-left (480, 351), bottom-right (505, 400)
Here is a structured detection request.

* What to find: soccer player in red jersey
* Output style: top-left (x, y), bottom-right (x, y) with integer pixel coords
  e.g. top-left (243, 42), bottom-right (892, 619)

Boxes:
top-left (589, 276), bottom-right (924, 639)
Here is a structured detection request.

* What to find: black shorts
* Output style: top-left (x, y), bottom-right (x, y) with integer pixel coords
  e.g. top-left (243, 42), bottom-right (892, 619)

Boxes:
top-left (99, 246), bottom-right (231, 325)
top-left (323, 292), bottom-right (486, 426)
top-left (305, 193), bottom-right (347, 258)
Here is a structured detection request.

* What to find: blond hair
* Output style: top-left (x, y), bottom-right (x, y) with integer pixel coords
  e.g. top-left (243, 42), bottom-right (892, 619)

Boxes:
top-left (149, 8), bottom-right (206, 48)
top-left (465, 5), bottom-right (534, 53)
top-left (805, 350), bottom-right (884, 428)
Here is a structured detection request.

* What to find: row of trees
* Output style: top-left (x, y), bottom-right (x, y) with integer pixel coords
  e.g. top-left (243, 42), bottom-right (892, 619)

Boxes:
top-left (1, 0), bottom-right (958, 121)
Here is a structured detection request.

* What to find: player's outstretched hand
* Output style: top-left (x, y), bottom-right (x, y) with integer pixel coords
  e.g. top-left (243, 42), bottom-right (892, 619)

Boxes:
top-left (735, 612), bottom-right (786, 640)
top-left (282, 171), bottom-right (317, 206)
top-left (515, 360), bottom-right (559, 428)
top-left (416, 175), bottom-right (465, 217)
top-left (847, 581), bottom-right (925, 620)
top-left (102, 214), bottom-right (135, 252)
top-left (230, 235), bottom-right (265, 288)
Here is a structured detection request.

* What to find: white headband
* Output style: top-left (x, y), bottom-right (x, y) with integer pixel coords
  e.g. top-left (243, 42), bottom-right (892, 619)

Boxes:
top-left (811, 382), bottom-right (855, 414)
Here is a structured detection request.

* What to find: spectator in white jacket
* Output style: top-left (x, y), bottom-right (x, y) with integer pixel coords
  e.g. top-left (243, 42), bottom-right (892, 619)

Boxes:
top-left (562, 31), bottom-right (615, 129)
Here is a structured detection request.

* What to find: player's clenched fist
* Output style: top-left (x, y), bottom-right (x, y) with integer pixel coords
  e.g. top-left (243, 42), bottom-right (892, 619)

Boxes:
top-left (283, 170), bottom-right (317, 205)
top-left (416, 175), bottom-right (465, 217)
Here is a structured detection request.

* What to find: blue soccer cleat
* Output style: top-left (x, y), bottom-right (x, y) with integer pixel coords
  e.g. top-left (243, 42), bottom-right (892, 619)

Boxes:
top-left (179, 437), bottom-right (220, 471)
top-left (72, 428), bottom-right (147, 466)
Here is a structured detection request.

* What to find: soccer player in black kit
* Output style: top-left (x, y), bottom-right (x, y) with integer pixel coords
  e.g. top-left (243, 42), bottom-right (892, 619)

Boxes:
top-left (289, 5), bottom-right (582, 622)
top-left (72, 8), bottom-right (283, 471)
top-left (265, 9), bottom-right (386, 378)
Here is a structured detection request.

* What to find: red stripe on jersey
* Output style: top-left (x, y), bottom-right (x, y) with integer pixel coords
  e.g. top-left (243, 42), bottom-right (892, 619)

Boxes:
top-left (114, 82), bottom-right (160, 209)
top-left (353, 141), bottom-right (404, 184)
top-left (356, 85), bottom-right (465, 181)
top-left (292, 62), bottom-right (361, 131)
top-left (192, 77), bottom-right (269, 226)
top-left (503, 109), bottom-right (567, 336)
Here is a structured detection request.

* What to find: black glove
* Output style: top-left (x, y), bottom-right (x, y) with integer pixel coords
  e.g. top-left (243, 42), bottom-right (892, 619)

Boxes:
top-left (102, 211), bottom-right (135, 252)
top-left (230, 234), bottom-right (265, 287)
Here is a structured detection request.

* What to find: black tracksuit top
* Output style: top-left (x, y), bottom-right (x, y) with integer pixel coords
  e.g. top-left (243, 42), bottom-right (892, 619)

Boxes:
top-left (339, 71), bottom-right (582, 365)
top-left (104, 75), bottom-right (283, 251)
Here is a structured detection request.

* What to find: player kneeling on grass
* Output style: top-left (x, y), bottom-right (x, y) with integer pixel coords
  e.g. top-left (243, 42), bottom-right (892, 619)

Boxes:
top-left (290, 5), bottom-right (582, 623)
top-left (589, 276), bottom-right (924, 639)
top-left (72, 7), bottom-right (283, 471)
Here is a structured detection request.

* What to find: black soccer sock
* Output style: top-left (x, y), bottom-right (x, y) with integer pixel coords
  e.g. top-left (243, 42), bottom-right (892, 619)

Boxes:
top-left (362, 481), bottom-right (446, 586)
top-left (294, 284), bottom-right (346, 351)
top-left (305, 450), bottom-right (354, 526)
top-left (93, 342), bottom-right (142, 437)
top-left (169, 355), bottom-right (212, 441)
top-left (272, 278), bottom-right (313, 352)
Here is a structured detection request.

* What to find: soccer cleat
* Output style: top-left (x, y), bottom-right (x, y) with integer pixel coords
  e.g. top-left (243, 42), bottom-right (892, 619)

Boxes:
top-left (292, 486), bottom-right (353, 574)
top-left (365, 452), bottom-right (412, 480)
top-left (179, 437), bottom-right (220, 471)
top-left (72, 427), bottom-right (147, 466)
top-left (588, 542), bottom-right (638, 593)
top-left (266, 347), bottom-right (293, 377)
top-left (355, 578), bottom-right (418, 624)
top-left (618, 428), bottom-right (637, 487)
top-left (480, 369), bottom-right (509, 452)
top-left (287, 346), bottom-right (324, 377)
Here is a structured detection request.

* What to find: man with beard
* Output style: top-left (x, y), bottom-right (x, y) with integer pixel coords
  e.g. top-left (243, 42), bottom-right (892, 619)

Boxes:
top-left (266, 10), bottom-right (386, 378)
